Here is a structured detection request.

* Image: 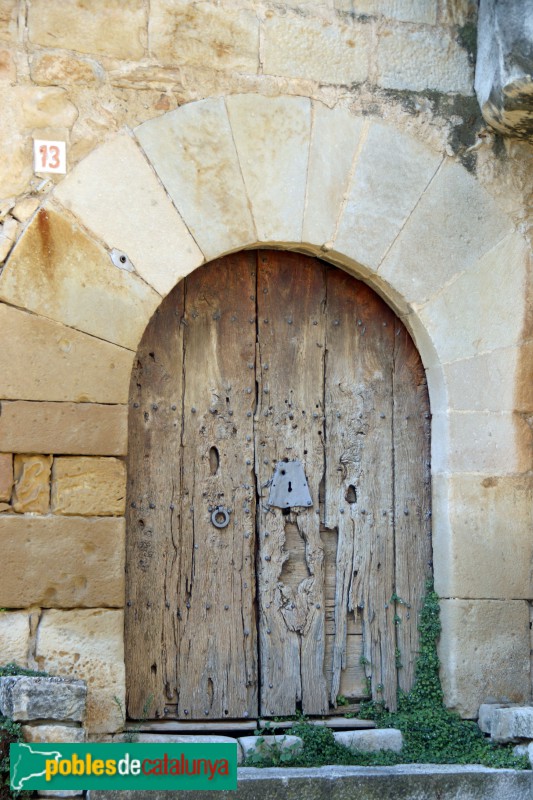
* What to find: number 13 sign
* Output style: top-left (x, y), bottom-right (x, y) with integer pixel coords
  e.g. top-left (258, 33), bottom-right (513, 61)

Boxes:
top-left (33, 139), bottom-right (67, 174)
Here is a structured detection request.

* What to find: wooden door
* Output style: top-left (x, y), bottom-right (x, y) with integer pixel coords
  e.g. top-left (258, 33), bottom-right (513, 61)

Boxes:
top-left (125, 251), bottom-right (431, 720)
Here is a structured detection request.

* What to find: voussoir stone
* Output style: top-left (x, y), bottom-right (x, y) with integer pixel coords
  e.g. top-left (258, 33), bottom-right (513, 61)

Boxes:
top-left (226, 94), bottom-right (311, 244)
top-left (0, 206), bottom-right (161, 350)
top-left (54, 134), bottom-right (204, 297)
top-left (491, 707), bottom-right (533, 743)
top-left (0, 676), bottom-right (86, 722)
top-left (136, 97), bottom-right (255, 260)
top-left (334, 729), bottom-right (403, 753)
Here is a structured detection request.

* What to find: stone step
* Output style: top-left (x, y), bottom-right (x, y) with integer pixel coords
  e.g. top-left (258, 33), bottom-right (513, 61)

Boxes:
top-left (87, 764), bottom-right (533, 800)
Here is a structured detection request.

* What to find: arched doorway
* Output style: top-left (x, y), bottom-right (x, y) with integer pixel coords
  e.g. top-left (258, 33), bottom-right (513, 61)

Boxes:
top-left (125, 250), bottom-right (431, 721)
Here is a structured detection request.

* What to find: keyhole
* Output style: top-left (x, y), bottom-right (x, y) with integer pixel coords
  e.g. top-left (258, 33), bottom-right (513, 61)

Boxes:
top-left (288, 481), bottom-right (292, 493)
top-left (209, 446), bottom-right (219, 475)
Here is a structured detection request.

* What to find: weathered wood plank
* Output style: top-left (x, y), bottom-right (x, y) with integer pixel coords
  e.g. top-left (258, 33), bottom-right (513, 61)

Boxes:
top-left (324, 270), bottom-right (397, 710)
top-left (393, 325), bottom-right (432, 692)
top-left (176, 253), bottom-right (258, 719)
top-left (126, 286), bottom-right (185, 719)
top-left (256, 250), bottom-right (329, 716)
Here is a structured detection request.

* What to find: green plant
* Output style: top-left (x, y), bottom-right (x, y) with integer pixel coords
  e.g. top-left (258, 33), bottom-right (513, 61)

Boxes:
top-left (115, 694), bottom-right (154, 743)
top-left (246, 583), bottom-right (530, 770)
top-left (358, 581), bottom-right (529, 769)
top-left (244, 721), bottom-right (301, 766)
top-left (0, 665), bottom-right (46, 679)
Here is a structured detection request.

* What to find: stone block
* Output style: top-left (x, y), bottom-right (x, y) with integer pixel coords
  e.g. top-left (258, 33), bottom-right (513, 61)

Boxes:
top-left (491, 707), bottom-right (533, 743)
top-left (12, 454), bottom-right (52, 514)
top-left (377, 25), bottom-right (473, 93)
top-left (0, 611), bottom-right (30, 667)
top-left (23, 724), bottom-right (86, 743)
top-left (435, 345), bottom-right (533, 413)
top-left (54, 134), bottom-right (203, 296)
top-left (0, 214), bottom-right (18, 261)
top-left (447, 412), bottom-right (531, 475)
top-left (514, 742), bottom-right (533, 768)
top-left (334, 729), bottom-right (403, 752)
top-left (0, 303), bottom-right (134, 403)
top-left (0, 87), bottom-right (33, 197)
top-left (28, 0), bottom-right (146, 60)
top-left (334, 122), bottom-right (440, 270)
top-left (226, 95), bottom-right (311, 243)
top-left (12, 196), bottom-right (40, 223)
top-left (415, 233), bottom-right (529, 363)
top-left (334, 0), bottom-right (437, 23)
top-left (0, 0), bottom-right (17, 42)
top-left (17, 87), bottom-right (78, 131)
top-left (438, 600), bottom-right (531, 718)
top-left (136, 98), bottom-right (254, 260)
top-left (51, 457), bottom-right (126, 516)
top-left (150, 0), bottom-right (258, 73)
top-left (478, 703), bottom-right (523, 734)
top-left (433, 474), bottom-right (533, 599)
top-left (0, 676), bottom-right (86, 722)
top-left (35, 609), bottom-right (125, 733)
top-left (0, 402), bottom-right (128, 456)
top-left (0, 515), bottom-right (125, 608)
top-left (30, 53), bottom-right (102, 87)
top-left (0, 207), bottom-right (161, 350)
top-left (238, 735), bottom-right (303, 759)
top-left (303, 105), bottom-right (366, 247)
top-left (0, 47), bottom-right (15, 82)
top-left (476, 0), bottom-right (533, 139)
top-left (0, 452), bottom-right (12, 501)
top-left (263, 14), bottom-right (370, 85)
top-left (111, 734), bottom-right (243, 764)
top-left (379, 162), bottom-right (512, 308)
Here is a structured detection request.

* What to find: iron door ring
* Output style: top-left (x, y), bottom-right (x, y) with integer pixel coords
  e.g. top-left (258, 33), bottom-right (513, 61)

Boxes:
top-left (211, 506), bottom-right (230, 529)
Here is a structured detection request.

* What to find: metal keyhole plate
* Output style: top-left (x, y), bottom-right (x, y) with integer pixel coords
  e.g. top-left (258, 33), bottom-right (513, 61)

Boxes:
top-left (211, 506), bottom-right (230, 529)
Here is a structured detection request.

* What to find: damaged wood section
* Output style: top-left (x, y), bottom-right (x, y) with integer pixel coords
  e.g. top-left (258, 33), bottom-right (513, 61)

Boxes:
top-left (255, 251), bottom-right (328, 716)
top-left (125, 250), bottom-right (431, 720)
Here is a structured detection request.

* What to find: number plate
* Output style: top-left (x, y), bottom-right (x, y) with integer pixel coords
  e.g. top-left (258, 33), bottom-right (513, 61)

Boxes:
top-left (33, 139), bottom-right (67, 174)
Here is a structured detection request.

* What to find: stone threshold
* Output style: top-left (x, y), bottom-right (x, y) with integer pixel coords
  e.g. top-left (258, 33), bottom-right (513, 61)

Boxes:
top-left (124, 716), bottom-right (375, 734)
top-left (87, 764), bottom-right (533, 800)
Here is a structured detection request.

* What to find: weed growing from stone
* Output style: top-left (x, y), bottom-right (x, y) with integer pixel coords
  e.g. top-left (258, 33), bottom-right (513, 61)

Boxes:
top-left (244, 584), bottom-right (530, 770)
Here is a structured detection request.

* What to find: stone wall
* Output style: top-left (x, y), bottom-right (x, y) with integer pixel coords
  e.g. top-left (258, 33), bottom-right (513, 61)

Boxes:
top-left (0, 0), bottom-right (532, 733)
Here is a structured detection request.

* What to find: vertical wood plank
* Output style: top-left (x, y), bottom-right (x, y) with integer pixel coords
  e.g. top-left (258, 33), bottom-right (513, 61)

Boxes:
top-left (393, 325), bottom-right (432, 692)
top-left (325, 270), bottom-right (398, 710)
top-left (256, 250), bottom-right (329, 716)
top-left (126, 286), bottom-right (184, 719)
top-left (176, 252), bottom-right (258, 719)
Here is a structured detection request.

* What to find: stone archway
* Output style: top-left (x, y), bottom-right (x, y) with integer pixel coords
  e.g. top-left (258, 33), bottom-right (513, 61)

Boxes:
top-left (0, 94), bottom-right (530, 731)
